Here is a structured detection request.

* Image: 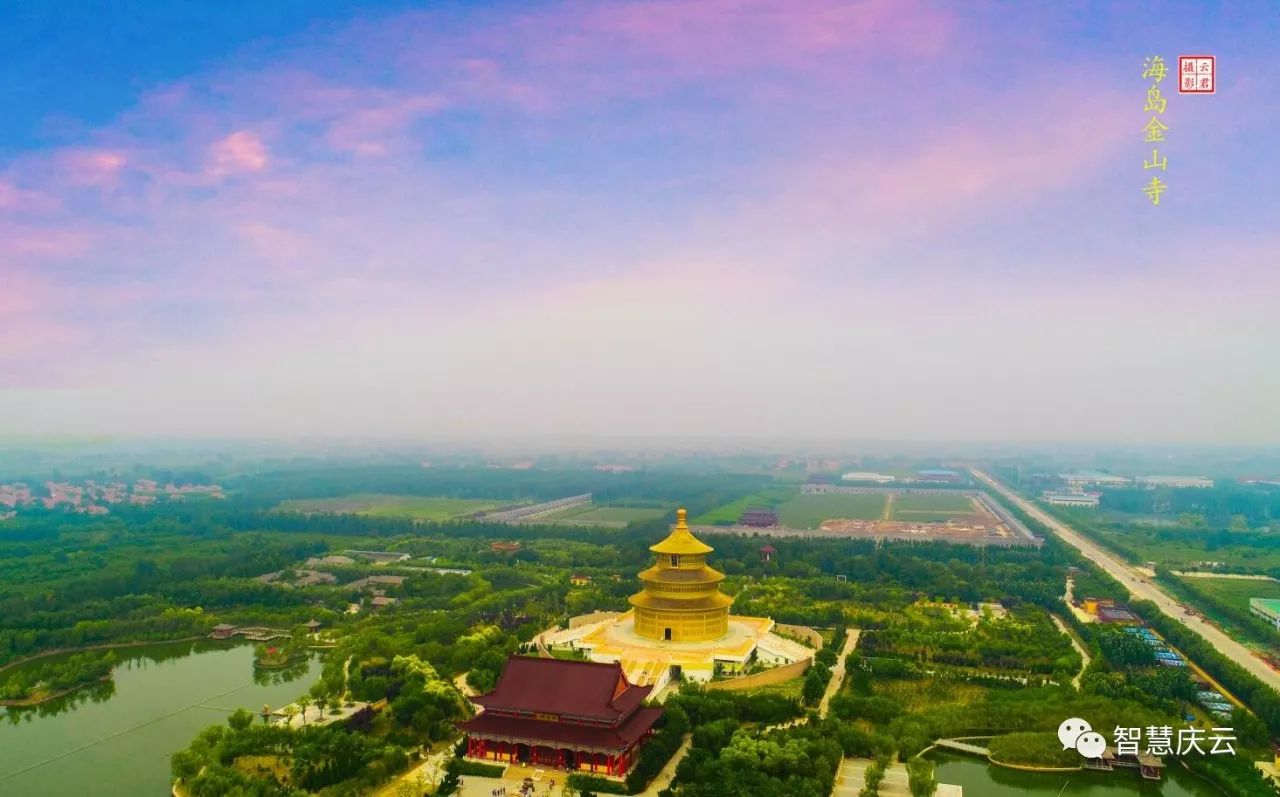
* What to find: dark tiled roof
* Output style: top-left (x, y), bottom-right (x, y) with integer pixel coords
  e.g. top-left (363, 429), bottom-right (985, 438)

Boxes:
top-left (459, 707), bottom-right (663, 751)
top-left (472, 656), bottom-right (653, 720)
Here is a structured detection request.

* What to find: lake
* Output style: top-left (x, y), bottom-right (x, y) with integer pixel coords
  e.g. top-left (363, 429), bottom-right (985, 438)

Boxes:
top-left (932, 751), bottom-right (1225, 796)
top-left (0, 639), bottom-right (321, 797)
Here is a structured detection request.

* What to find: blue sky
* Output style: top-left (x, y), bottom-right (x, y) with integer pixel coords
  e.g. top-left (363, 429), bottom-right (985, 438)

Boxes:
top-left (1, 1), bottom-right (1277, 443)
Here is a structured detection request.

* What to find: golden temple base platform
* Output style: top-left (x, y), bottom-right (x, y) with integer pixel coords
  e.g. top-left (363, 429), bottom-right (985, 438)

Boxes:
top-left (541, 611), bottom-right (812, 688)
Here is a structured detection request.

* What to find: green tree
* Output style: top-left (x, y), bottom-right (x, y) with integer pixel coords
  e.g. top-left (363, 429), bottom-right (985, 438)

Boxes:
top-left (907, 757), bottom-right (937, 797)
top-left (227, 708), bottom-right (255, 731)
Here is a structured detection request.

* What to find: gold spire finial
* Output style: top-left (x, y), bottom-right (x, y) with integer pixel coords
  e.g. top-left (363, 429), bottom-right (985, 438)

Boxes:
top-left (676, 508), bottom-right (687, 524)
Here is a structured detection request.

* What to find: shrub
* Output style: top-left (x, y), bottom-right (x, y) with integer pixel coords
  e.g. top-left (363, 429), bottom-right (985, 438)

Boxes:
top-left (447, 758), bottom-right (506, 778)
top-left (566, 773), bottom-right (629, 795)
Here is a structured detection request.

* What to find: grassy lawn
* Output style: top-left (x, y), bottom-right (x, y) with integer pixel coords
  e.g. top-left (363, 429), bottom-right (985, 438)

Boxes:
top-left (889, 492), bottom-right (977, 522)
top-left (1178, 575), bottom-right (1280, 613)
top-left (777, 493), bottom-right (885, 529)
top-left (1107, 528), bottom-right (1280, 570)
top-left (1170, 575), bottom-right (1280, 651)
top-left (737, 677), bottom-right (803, 702)
top-left (892, 493), bottom-right (975, 513)
top-left (874, 676), bottom-right (989, 713)
top-left (1048, 506), bottom-right (1280, 571)
top-left (277, 494), bottom-right (503, 521)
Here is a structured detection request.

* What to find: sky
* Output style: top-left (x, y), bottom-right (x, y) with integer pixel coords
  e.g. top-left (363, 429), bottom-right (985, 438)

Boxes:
top-left (1, 0), bottom-right (1278, 445)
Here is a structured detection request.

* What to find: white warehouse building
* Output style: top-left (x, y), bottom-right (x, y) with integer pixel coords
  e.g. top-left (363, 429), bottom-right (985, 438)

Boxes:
top-left (1138, 476), bottom-right (1214, 489)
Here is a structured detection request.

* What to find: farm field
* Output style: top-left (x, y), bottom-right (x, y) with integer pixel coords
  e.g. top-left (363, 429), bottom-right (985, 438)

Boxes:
top-left (777, 493), bottom-right (886, 529)
top-left (1052, 507), bottom-right (1280, 571)
top-left (276, 493), bottom-right (502, 521)
top-left (889, 492), bottom-right (979, 520)
top-left (538, 504), bottom-right (669, 525)
top-left (692, 489), bottom-right (795, 525)
top-left (1177, 575), bottom-right (1280, 614)
top-left (1169, 574), bottom-right (1280, 652)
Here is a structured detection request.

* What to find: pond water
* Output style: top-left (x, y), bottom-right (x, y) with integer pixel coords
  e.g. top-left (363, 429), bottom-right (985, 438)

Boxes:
top-left (931, 751), bottom-right (1225, 796)
top-left (0, 639), bottom-right (320, 797)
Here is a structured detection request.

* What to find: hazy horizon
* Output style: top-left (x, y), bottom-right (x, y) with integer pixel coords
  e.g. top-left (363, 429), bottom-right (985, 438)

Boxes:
top-left (3, 1), bottom-right (1278, 443)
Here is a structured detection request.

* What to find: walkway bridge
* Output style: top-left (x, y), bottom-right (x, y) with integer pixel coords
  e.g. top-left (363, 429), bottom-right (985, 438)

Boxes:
top-left (934, 739), bottom-right (990, 756)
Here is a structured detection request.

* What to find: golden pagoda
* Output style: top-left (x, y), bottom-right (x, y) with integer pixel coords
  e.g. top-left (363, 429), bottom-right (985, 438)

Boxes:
top-left (629, 508), bottom-right (733, 642)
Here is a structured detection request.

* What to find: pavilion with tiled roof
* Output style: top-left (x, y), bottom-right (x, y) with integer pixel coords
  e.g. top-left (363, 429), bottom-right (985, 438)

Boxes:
top-left (458, 655), bottom-right (663, 775)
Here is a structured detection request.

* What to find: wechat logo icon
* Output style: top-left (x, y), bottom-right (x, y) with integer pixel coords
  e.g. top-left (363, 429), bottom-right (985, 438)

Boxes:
top-left (1059, 717), bottom-right (1107, 759)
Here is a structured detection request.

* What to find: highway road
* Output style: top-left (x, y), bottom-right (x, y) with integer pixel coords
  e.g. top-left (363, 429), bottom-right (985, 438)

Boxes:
top-left (972, 469), bottom-right (1280, 694)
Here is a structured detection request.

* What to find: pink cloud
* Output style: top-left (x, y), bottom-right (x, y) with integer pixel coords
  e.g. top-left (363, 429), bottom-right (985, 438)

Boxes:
top-left (0, 223), bottom-right (94, 260)
top-left (209, 131), bottom-right (269, 175)
top-left (0, 274), bottom-right (88, 385)
top-left (751, 84), bottom-right (1133, 249)
top-left (237, 221), bottom-right (310, 263)
top-left (324, 93), bottom-right (448, 155)
top-left (0, 179), bottom-right (55, 212)
top-left (569, 0), bottom-right (953, 70)
top-left (59, 149), bottom-right (128, 185)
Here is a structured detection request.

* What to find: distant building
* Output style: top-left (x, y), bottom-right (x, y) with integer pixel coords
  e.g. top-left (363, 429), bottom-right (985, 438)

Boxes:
top-left (739, 507), bottom-right (779, 528)
top-left (295, 570), bottom-right (339, 587)
top-left (1138, 475), bottom-right (1214, 489)
top-left (759, 545), bottom-right (777, 563)
top-left (916, 469), bottom-right (961, 483)
top-left (490, 541), bottom-right (522, 554)
top-left (259, 569), bottom-right (337, 587)
top-left (841, 471), bottom-right (895, 484)
top-left (839, 470), bottom-right (901, 483)
top-left (1060, 472), bottom-right (1131, 488)
top-left (1042, 489), bottom-right (1100, 508)
top-left (570, 574), bottom-right (592, 586)
top-left (347, 574), bottom-right (406, 591)
top-left (1251, 598), bottom-right (1280, 630)
top-left (1081, 598), bottom-right (1114, 614)
top-left (211, 624), bottom-right (237, 639)
top-left (1096, 606), bottom-right (1141, 625)
top-left (306, 555), bottom-right (356, 567)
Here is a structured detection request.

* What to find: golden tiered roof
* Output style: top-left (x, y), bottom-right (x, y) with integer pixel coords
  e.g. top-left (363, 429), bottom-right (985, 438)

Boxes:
top-left (628, 509), bottom-right (733, 641)
top-left (648, 509), bottom-right (713, 555)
